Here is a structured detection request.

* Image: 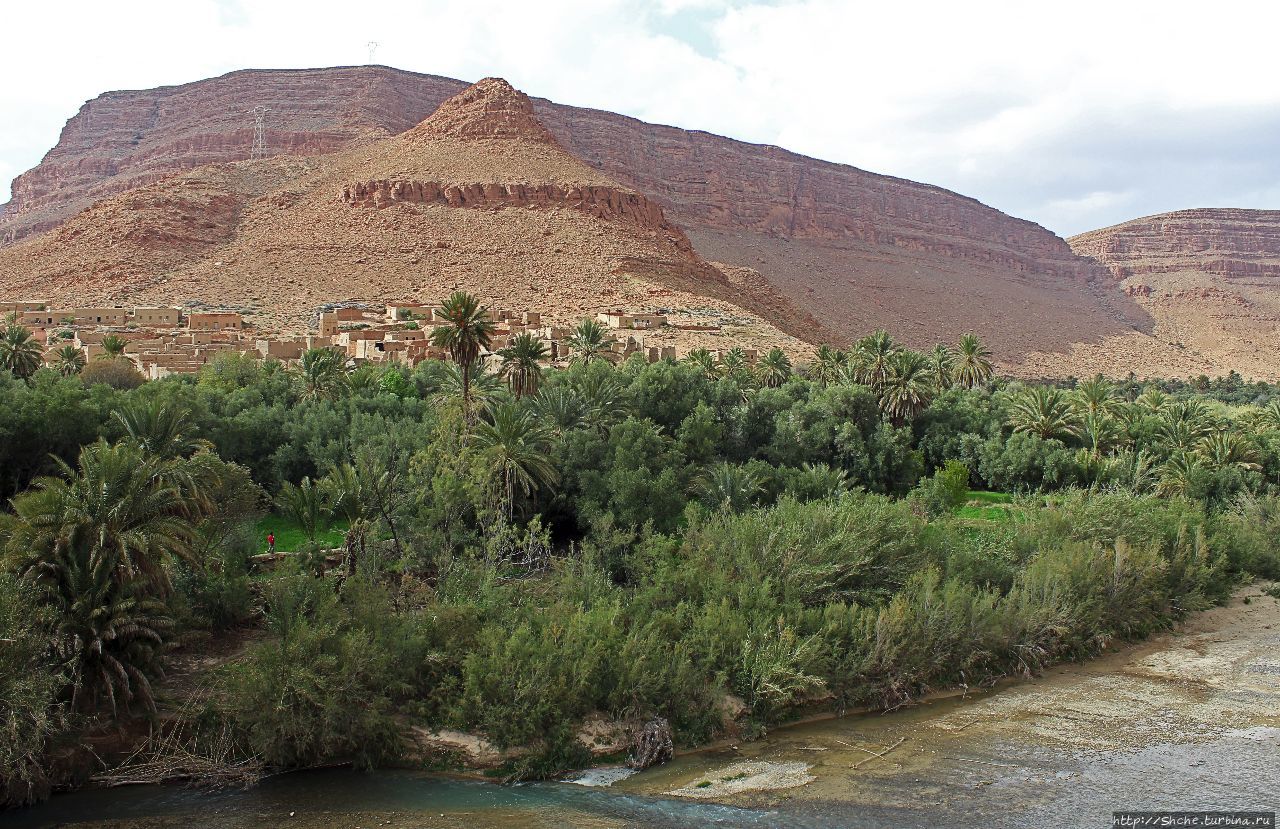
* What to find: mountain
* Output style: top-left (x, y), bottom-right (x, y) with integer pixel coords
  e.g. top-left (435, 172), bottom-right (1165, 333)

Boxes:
top-left (0, 65), bottom-right (1170, 372)
top-left (1069, 209), bottom-right (1280, 379)
top-left (0, 78), bottom-right (815, 354)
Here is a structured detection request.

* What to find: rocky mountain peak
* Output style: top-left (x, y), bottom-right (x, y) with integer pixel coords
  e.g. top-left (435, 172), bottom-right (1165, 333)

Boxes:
top-left (407, 77), bottom-right (557, 143)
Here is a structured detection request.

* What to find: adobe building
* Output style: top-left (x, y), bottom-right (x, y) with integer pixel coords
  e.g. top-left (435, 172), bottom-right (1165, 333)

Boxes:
top-left (596, 310), bottom-right (668, 330)
top-left (133, 307), bottom-right (182, 327)
top-left (187, 311), bottom-right (243, 332)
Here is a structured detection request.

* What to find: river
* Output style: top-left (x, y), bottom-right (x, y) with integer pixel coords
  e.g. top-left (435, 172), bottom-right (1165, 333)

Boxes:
top-left (10, 587), bottom-right (1278, 828)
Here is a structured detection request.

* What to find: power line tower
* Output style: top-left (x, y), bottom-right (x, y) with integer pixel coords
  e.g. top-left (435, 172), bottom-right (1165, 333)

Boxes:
top-left (367, 41), bottom-right (379, 65)
top-left (250, 106), bottom-right (268, 159)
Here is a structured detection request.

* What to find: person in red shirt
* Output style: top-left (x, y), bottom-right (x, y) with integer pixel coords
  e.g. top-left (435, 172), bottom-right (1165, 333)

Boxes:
top-left (267, 532), bottom-right (276, 554)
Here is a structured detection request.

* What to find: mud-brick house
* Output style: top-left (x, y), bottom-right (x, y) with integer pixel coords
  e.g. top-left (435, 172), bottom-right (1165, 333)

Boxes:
top-left (187, 311), bottom-right (243, 332)
top-left (132, 307), bottom-right (182, 327)
top-left (596, 310), bottom-right (667, 330)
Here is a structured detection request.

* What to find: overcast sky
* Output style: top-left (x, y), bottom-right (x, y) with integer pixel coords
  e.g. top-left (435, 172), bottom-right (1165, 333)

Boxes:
top-left (2, 0), bottom-right (1277, 237)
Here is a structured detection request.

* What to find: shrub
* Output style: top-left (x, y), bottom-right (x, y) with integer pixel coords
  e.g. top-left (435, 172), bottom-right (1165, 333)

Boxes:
top-left (80, 357), bottom-right (145, 390)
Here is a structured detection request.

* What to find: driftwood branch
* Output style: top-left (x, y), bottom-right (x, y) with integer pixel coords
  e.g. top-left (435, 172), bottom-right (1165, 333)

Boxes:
top-left (92, 717), bottom-right (263, 790)
top-left (851, 736), bottom-right (906, 769)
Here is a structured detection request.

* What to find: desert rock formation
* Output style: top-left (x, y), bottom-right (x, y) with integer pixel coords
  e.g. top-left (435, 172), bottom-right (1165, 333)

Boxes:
top-left (1068, 210), bottom-right (1280, 380)
top-left (0, 65), bottom-right (1168, 374)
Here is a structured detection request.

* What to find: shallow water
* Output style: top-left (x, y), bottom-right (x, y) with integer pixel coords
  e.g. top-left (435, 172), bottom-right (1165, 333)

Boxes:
top-left (11, 590), bottom-right (1279, 828)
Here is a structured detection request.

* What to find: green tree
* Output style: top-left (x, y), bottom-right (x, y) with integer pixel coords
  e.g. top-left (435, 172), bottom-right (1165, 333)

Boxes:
top-left (929, 344), bottom-right (955, 391)
top-left (9, 440), bottom-right (202, 595)
top-left (297, 348), bottom-right (348, 402)
top-left (756, 348), bottom-right (792, 388)
top-left (1006, 385), bottom-right (1080, 441)
top-left (1075, 375), bottom-right (1120, 418)
top-left (567, 318), bottom-right (610, 366)
top-left (275, 477), bottom-right (332, 544)
top-left (472, 404), bottom-right (559, 518)
top-left (879, 350), bottom-right (934, 423)
top-left (50, 344), bottom-right (85, 377)
top-left (97, 334), bottom-right (127, 360)
top-left (693, 461), bottom-right (764, 512)
top-left (498, 332), bottom-right (549, 398)
top-left (429, 291), bottom-right (495, 414)
top-left (850, 330), bottom-right (900, 389)
top-left (807, 345), bottom-right (847, 387)
top-left (0, 324), bottom-right (44, 379)
top-left (954, 333), bottom-right (994, 389)
top-left (684, 348), bottom-right (718, 380)
top-left (1196, 432), bottom-right (1261, 473)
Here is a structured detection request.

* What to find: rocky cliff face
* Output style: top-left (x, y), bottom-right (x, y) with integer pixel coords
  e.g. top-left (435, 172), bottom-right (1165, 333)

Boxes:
top-left (0, 65), bottom-right (1181, 374)
top-left (1067, 209), bottom-right (1280, 379)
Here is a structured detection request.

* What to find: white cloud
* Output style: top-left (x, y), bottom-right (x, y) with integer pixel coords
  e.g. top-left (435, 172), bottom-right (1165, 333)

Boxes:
top-left (1, 0), bottom-right (1277, 236)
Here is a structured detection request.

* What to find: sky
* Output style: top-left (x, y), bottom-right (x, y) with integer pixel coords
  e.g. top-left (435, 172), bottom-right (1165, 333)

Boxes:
top-left (1, 0), bottom-right (1278, 237)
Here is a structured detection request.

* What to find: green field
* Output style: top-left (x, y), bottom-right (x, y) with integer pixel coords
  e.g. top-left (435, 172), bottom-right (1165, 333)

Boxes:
top-left (254, 514), bottom-right (348, 552)
top-left (956, 490), bottom-right (1023, 522)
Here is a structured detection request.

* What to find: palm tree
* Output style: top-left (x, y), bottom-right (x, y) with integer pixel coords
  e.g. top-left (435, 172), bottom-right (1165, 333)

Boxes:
top-left (97, 334), bottom-right (128, 360)
top-left (1135, 387), bottom-right (1168, 414)
top-left (929, 344), bottom-right (955, 391)
top-left (0, 323), bottom-right (44, 379)
top-left (566, 318), bottom-right (610, 366)
top-left (498, 332), bottom-right (548, 398)
top-left (693, 462), bottom-right (763, 512)
top-left (1254, 399), bottom-right (1280, 432)
top-left (718, 347), bottom-right (751, 380)
top-left (1075, 375), bottom-right (1120, 418)
top-left (530, 386), bottom-right (587, 434)
top-left (879, 349), bottom-right (934, 422)
top-left (9, 440), bottom-right (201, 596)
top-left (954, 333), bottom-right (994, 389)
top-left (1079, 410), bottom-right (1124, 457)
top-left (1195, 432), bottom-right (1261, 472)
top-left (572, 371), bottom-right (629, 431)
top-left (25, 538), bottom-right (171, 715)
top-left (113, 400), bottom-right (212, 460)
top-left (1157, 452), bottom-right (1203, 497)
top-left (850, 330), bottom-right (899, 388)
top-left (1006, 385), bottom-right (1080, 441)
top-left (433, 358), bottom-right (507, 416)
top-left (806, 345), bottom-right (847, 387)
top-left (429, 291), bottom-right (496, 412)
top-left (275, 477), bottom-right (332, 545)
top-left (756, 348), bottom-right (792, 388)
top-left (1155, 401), bottom-right (1215, 453)
top-left (323, 463), bottom-right (378, 575)
top-left (50, 343), bottom-right (86, 377)
top-left (297, 348), bottom-right (348, 401)
top-left (684, 348), bottom-right (718, 379)
top-left (472, 404), bottom-right (559, 517)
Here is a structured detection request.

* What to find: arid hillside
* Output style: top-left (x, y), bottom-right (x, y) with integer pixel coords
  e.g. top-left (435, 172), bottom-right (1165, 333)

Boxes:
top-left (1069, 209), bottom-right (1280, 380)
top-left (0, 78), bottom-right (813, 356)
top-left (0, 65), bottom-right (1179, 374)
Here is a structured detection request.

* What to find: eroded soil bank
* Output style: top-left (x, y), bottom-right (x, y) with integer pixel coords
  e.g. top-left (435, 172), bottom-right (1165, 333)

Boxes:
top-left (11, 586), bottom-right (1279, 829)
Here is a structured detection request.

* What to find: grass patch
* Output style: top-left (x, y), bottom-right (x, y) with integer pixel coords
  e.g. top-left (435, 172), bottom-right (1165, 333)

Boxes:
top-left (254, 514), bottom-right (347, 552)
top-left (956, 490), bottom-right (1024, 523)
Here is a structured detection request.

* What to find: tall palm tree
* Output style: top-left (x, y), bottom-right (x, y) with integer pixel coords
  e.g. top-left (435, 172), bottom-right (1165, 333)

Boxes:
top-left (25, 538), bottom-right (171, 715)
top-left (1006, 385), bottom-right (1080, 441)
top-left (954, 333), bottom-right (994, 389)
top-left (850, 330), bottom-right (900, 388)
top-left (1155, 401), bottom-right (1215, 453)
top-left (1075, 375), bottom-right (1120, 418)
top-left (429, 291), bottom-right (495, 412)
top-left (693, 462), bottom-right (763, 512)
top-left (472, 404), bottom-right (559, 517)
top-left (684, 348), bottom-right (719, 379)
top-left (566, 318), bottom-right (610, 366)
top-left (756, 348), bottom-right (792, 388)
top-left (97, 334), bottom-right (128, 361)
top-left (9, 441), bottom-right (201, 596)
top-left (322, 462), bottom-right (388, 576)
top-left (297, 348), bottom-right (349, 401)
top-left (0, 324), bottom-right (44, 379)
top-left (879, 349), bottom-right (935, 422)
top-left (50, 343), bottom-right (86, 377)
top-left (806, 345), bottom-right (847, 387)
top-left (433, 359), bottom-right (507, 416)
top-left (498, 332), bottom-right (548, 398)
top-left (1079, 409), bottom-right (1124, 457)
top-left (928, 344), bottom-right (955, 391)
top-left (718, 347), bottom-right (751, 380)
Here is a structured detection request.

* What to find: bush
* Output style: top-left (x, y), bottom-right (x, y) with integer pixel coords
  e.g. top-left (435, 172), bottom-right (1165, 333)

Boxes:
top-left (80, 357), bottom-right (145, 390)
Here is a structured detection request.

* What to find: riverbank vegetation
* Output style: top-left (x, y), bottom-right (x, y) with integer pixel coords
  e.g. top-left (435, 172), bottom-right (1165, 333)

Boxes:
top-left (3, 304), bottom-right (1280, 805)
